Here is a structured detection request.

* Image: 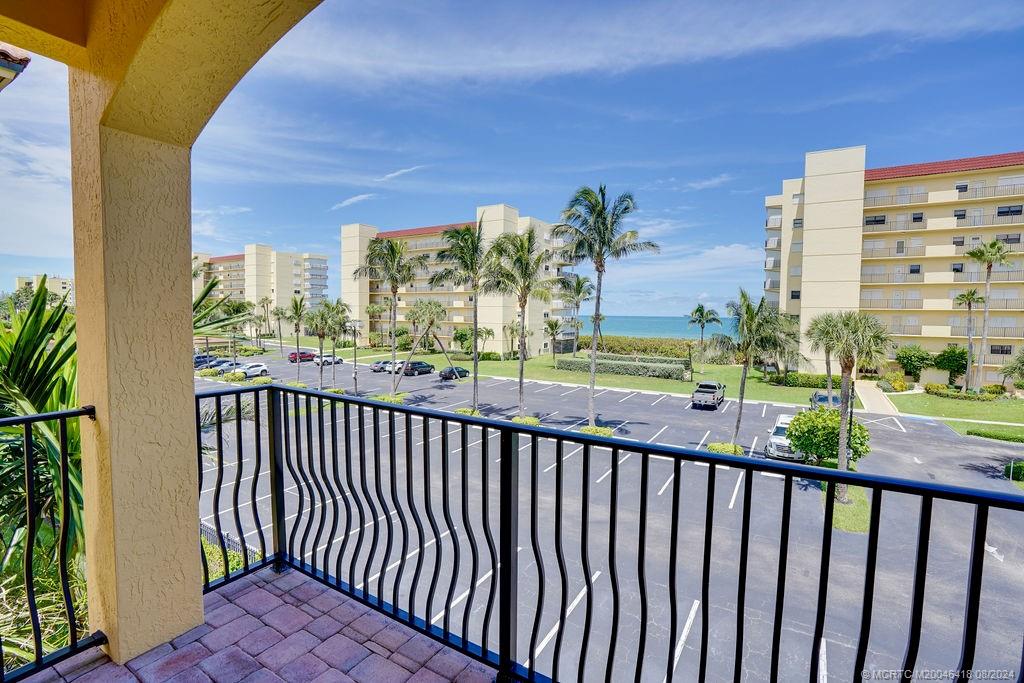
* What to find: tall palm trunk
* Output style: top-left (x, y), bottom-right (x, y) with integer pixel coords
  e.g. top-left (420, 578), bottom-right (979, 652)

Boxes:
top-left (698, 325), bottom-right (705, 373)
top-left (964, 305), bottom-right (974, 393)
top-left (835, 367), bottom-right (853, 503)
top-left (572, 305), bottom-right (580, 357)
top-left (436, 333), bottom-right (456, 372)
top-left (331, 338), bottom-right (337, 387)
top-left (390, 288), bottom-right (399, 396)
top-left (517, 302), bottom-right (528, 417)
top-left (277, 319), bottom-right (284, 357)
top-left (472, 283), bottom-right (480, 413)
top-left (824, 350), bottom-right (834, 404)
top-left (295, 329), bottom-right (301, 383)
top-left (587, 269), bottom-right (604, 427)
top-left (318, 337), bottom-right (325, 390)
top-left (977, 270), bottom-right (992, 390)
top-left (731, 359), bottom-right (748, 445)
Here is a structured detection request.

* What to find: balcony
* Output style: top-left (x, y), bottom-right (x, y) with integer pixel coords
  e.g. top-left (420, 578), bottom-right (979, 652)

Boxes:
top-left (961, 183), bottom-right (1024, 200)
top-left (764, 258), bottom-right (780, 270)
top-left (862, 246), bottom-right (926, 258)
top-left (862, 220), bottom-right (925, 234)
top-left (764, 237), bottom-right (781, 249)
top-left (888, 324), bottom-right (922, 335)
top-left (863, 192), bottom-right (929, 208)
top-left (955, 298), bottom-right (1024, 310)
top-left (764, 278), bottom-right (780, 290)
top-left (980, 353), bottom-right (1013, 365)
top-left (955, 214), bottom-right (1024, 228)
top-left (859, 298), bottom-right (923, 310)
top-left (951, 326), bottom-right (1023, 338)
top-left (860, 272), bottom-right (924, 284)
top-left (765, 215), bottom-right (782, 229)
top-left (954, 270), bottom-right (1024, 283)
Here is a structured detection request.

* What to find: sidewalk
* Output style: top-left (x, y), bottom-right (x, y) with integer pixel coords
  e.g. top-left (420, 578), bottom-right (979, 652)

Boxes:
top-left (853, 380), bottom-right (899, 415)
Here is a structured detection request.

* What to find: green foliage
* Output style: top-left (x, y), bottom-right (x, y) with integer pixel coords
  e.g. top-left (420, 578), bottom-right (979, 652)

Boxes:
top-left (924, 383), bottom-right (997, 401)
top-left (877, 380), bottom-right (894, 392)
top-left (454, 407), bottom-right (481, 416)
top-left (197, 368), bottom-right (220, 377)
top-left (706, 442), bottom-right (744, 455)
top-left (577, 335), bottom-right (693, 358)
top-left (579, 425), bottom-right (614, 437)
top-left (1015, 380), bottom-right (1024, 390)
top-left (325, 388), bottom-right (346, 395)
top-left (285, 381), bottom-right (308, 389)
top-left (248, 376), bottom-right (273, 386)
top-left (593, 351), bottom-right (690, 368)
top-left (200, 538), bottom-right (253, 582)
top-left (222, 371), bottom-right (246, 382)
top-left (786, 408), bottom-right (870, 464)
top-left (511, 416), bottom-right (541, 426)
top-left (1005, 461), bottom-right (1024, 479)
top-left (933, 346), bottom-right (968, 385)
top-left (370, 393), bottom-right (408, 405)
top-left (894, 344), bottom-right (933, 381)
top-left (967, 429), bottom-right (1024, 444)
top-left (555, 356), bottom-right (689, 381)
top-left (767, 372), bottom-right (830, 388)
top-left (982, 383), bottom-right (1007, 395)
top-left (880, 371), bottom-right (908, 392)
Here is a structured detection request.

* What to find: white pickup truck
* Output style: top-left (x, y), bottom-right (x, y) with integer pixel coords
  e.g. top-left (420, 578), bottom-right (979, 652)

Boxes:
top-left (691, 381), bottom-right (726, 409)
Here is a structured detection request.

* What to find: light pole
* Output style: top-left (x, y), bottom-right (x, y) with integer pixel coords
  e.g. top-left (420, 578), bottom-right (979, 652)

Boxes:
top-left (351, 319), bottom-right (363, 395)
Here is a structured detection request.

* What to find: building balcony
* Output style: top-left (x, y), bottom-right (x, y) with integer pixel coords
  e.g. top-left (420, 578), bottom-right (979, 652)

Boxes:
top-left (887, 324), bottom-right (923, 335)
top-left (860, 298), bottom-right (923, 310)
top-left (863, 192), bottom-right (929, 208)
top-left (956, 214), bottom-right (1024, 228)
top-left (954, 270), bottom-right (1024, 283)
top-left (862, 220), bottom-right (926, 234)
top-left (764, 278), bottom-right (780, 290)
top-left (955, 298), bottom-right (1024, 310)
top-left (764, 258), bottom-right (780, 270)
top-left (765, 215), bottom-right (782, 229)
top-left (765, 237), bottom-right (781, 249)
top-left (981, 353), bottom-right (1013, 366)
top-left (961, 183), bottom-right (1024, 200)
top-left (862, 246), bottom-right (926, 258)
top-left (951, 326), bottom-right (1023, 338)
top-left (860, 272), bottom-right (924, 284)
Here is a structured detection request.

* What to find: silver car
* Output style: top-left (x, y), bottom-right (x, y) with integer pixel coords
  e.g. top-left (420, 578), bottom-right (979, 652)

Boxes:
top-left (764, 414), bottom-right (801, 461)
top-left (238, 362), bottom-right (269, 378)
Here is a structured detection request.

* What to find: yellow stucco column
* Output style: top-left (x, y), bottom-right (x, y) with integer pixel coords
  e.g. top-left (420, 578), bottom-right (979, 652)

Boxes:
top-left (70, 69), bottom-right (203, 662)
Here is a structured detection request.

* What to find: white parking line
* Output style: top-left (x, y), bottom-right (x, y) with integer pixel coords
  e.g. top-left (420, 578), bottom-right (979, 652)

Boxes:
top-left (560, 386), bottom-right (582, 396)
top-left (683, 401), bottom-right (692, 410)
top-left (618, 392), bottom-right (637, 403)
top-left (596, 453), bottom-right (632, 484)
top-left (647, 426), bottom-right (668, 443)
top-left (728, 472), bottom-right (744, 510)
top-left (748, 436), bottom-right (758, 456)
top-left (355, 528), bottom-right (454, 589)
top-left (613, 420), bottom-right (631, 434)
top-left (542, 411), bottom-right (560, 421)
top-left (442, 400), bottom-right (469, 410)
top-left (596, 389), bottom-right (610, 397)
top-left (818, 638), bottom-right (828, 682)
top-left (429, 548), bottom-right (523, 625)
top-left (761, 403), bottom-right (767, 418)
top-left (651, 394), bottom-right (667, 406)
top-left (534, 384), bottom-right (557, 393)
top-left (527, 571), bottom-right (603, 666)
top-left (696, 430), bottom-right (710, 450)
top-left (721, 400), bottom-right (732, 413)
top-left (663, 600), bottom-right (700, 683)
top-left (657, 468), bottom-right (681, 496)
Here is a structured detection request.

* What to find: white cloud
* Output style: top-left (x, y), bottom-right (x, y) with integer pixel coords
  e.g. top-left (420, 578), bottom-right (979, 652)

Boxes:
top-left (685, 173), bottom-right (734, 191)
top-left (266, 1), bottom-right (1024, 87)
top-left (192, 206), bottom-right (252, 217)
top-left (374, 165), bottom-right (428, 182)
top-left (330, 193), bottom-right (377, 210)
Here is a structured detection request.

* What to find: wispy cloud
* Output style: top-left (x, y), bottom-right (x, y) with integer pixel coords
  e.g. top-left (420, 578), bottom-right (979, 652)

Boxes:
top-left (374, 165), bottom-right (428, 182)
top-left (330, 193), bottom-right (377, 210)
top-left (685, 173), bottom-right (734, 191)
top-left (192, 206), bottom-right (252, 217)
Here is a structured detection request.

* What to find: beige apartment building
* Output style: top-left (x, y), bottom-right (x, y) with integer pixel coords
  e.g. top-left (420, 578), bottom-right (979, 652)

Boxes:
top-left (341, 203), bottom-right (571, 355)
top-left (192, 244), bottom-right (329, 310)
top-left (765, 146), bottom-right (1024, 384)
top-left (15, 274), bottom-right (75, 304)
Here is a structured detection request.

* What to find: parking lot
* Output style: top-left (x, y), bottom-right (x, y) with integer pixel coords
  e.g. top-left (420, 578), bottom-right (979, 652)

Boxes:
top-left (195, 350), bottom-right (1024, 680)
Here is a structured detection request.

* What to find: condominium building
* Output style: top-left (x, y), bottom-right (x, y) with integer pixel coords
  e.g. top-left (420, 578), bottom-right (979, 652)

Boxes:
top-left (14, 274), bottom-right (74, 304)
top-left (765, 146), bottom-right (1024, 384)
top-left (341, 203), bottom-right (571, 355)
top-left (192, 244), bottom-right (329, 310)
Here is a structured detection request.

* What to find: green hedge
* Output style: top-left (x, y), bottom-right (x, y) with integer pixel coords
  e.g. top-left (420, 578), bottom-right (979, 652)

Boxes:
top-left (370, 393), bottom-right (408, 404)
top-left (706, 442), bottom-right (744, 455)
top-left (197, 368), bottom-right (220, 377)
top-left (878, 380), bottom-right (894, 392)
top-left (982, 384), bottom-right (1007, 395)
top-left (222, 371), bottom-right (246, 382)
top-left (592, 351), bottom-right (691, 369)
top-left (968, 429), bottom-right (1024, 444)
top-left (511, 416), bottom-right (541, 426)
top-left (579, 425), bottom-right (614, 437)
top-left (768, 372), bottom-right (830, 388)
top-left (454, 407), bottom-right (481, 416)
top-left (882, 371), bottom-right (908, 392)
top-left (450, 351), bottom-right (506, 362)
top-left (578, 335), bottom-right (694, 358)
top-left (248, 376), bottom-right (273, 386)
top-left (1006, 461), bottom-right (1024, 479)
top-left (325, 388), bottom-right (346, 395)
top-left (555, 356), bottom-right (689, 381)
top-left (924, 383), bottom-right (997, 401)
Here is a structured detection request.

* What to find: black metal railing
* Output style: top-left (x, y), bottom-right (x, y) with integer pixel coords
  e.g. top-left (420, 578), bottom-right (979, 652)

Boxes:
top-left (862, 246), bottom-right (926, 258)
top-left (859, 298), bottom-right (924, 309)
top-left (0, 408), bottom-right (107, 683)
top-left (861, 272), bottom-right (925, 283)
top-left (863, 192), bottom-right (929, 207)
top-left (954, 270), bottom-right (1024, 283)
top-left (962, 184), bottom-right (1024, 200)
top-left (955, 298), bottom-right (1024, 310)
top-left (196, 384), bottom-right (1024, 682)
top-left (956, 214), bottom-right (1024, 228)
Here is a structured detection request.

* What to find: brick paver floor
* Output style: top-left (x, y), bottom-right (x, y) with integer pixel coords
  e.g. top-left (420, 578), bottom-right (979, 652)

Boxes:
top-left (33, 567), bottom-right (495, 683)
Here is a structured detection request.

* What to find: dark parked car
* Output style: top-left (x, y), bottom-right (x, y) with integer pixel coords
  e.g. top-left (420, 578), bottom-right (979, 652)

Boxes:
top-left (288, 351), bottom-right (315, 363)
top-left (369, 360), bottom-right (390, 373)
top-left (403, 361), bottom-right (435, 376)
top-left (810, 389), bottom-right (855, 409)
top-left (193, 354), bottom-right (216, 368)
top-left (439, 366), bottom-right (470, 380)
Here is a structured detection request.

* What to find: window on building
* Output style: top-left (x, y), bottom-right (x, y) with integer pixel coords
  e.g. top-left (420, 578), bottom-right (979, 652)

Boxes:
top-left (293, 289), bottom-right (300, 294)
top-left (952, 263), bottom-right (964, 273)
top-left (997, 233), bottom-right (1022, 244)
top-left (997, 205), bottom-right (1024, 217)
top-left (953, 209), bottom-right (967, 220)
top-left (543, 312), bottom-right (550, 318)
top-left (912, 212), bottom-right (924, 223)
top-left (792, 218), bottom-right (803, 229)
top-left (790, 290), bottom-right (801, 300)
top-left (991, 344), bottom-right (1013, 355)
top-left (789, 266), bottom-right (802, 276)
top-left (955, 182), bottom-right (969, 193)
top-left (865, 215), bottom-right (886, 226)
top-left (909, 264), bottom-right (921, 274)
top-left (792, 193), bottom-right (803, 204)
top-left (952, 236), bottom-right (965, 246)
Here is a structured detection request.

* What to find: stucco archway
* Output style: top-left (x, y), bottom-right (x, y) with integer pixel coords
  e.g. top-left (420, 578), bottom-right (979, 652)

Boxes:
top-left (0, 0), bottom-right (322, 661)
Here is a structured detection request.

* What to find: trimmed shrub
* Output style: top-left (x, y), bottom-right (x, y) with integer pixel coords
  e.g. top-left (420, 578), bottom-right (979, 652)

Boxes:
top-left (325, 388), bottom-right (346, 395)
top-left (555, 356), bottom-right (689, 381)
top-left (895, 344), bottom-right (934, 381)
top-left (967, 429), bottom-right (1024, 444)
top-left (370, 393), bottom-right (408, 404)
top-left (579, 426), bottom-right (614, 437)
top-left (449, 351), bottom-right (504, 362)
top-left (222, 371), bottom-right (246, 382)
top-left (1015, 380), bottom-right (1024, 390)
top-left (248, 376), bottom-right (273, 386)
top-left (924, 383), bottom-right (997, 401)
top-left (197, 368), bottom-right (220, 377)
top-left (286, 381), bottom-right (308, 389)
top-left (706, 442), bottom-right (744, 455)
top-left (877, 380), bottom-right (895, 392)
top-left (768, 372), bottom-right (830, 389)
top-left (786, 407), bottom-right (871, 464)
top-left (1005, 461), bottom-right (1024, 479)
top-left (982, 383), bottom-right (1007, 395)
top-left (593, 351), bottom-right (691, 369)
top-left (511, 416), bottom-right (541, 426)
top-left (578, 335), bottom-right (694, 358)
top-left (454, 407), bottom-right (481, 416)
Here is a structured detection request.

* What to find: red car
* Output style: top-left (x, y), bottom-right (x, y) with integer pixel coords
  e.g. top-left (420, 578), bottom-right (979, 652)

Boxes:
top-left (288, 351), bottom-right (315, 363)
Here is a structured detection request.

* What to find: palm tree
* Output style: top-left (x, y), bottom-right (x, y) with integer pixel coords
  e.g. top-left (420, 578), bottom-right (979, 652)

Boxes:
top-left (503, 321), bottom-right (520, 358)
top-left (306, 308), bottom-right (333, 390)
top-left (688, 303), bottom-right (721, 373)
top-left (483, 229), bottom-right (557, 417)
top-left (807, 312), bottom-right (843, 404)
top-left (271, 306), bottom-right (287, 356)
top-left (286, 295), bottom-right (307, 383)
top-left (554, 185), bottom-right (659, 427)
top-left (711, 289), bottom-right (798, 447)
top-left (430, 219), bottom-right (488, 414)
top-left (830, 311), bottom-right (890, 502)
top-left (257, 296), bottom-right (273, 337)
top-left (477, 327), bottom-right (495, 354)
top-left (323, 299), bottom-right (351, 388)
top-left (365, 302), bottom-right (387, 347)
top-left (966, 240), bottom-right (1011, 390)
top-left (544, 318), bottom-right (561, 364)
top-left (353, 239), bottom-right (428, 396)
top-left (559, 275), bottom-right (594, 357)
top-left (393, 300), bottom-right (452, 392)
top-left (954, 289), bottom-right (984, 392)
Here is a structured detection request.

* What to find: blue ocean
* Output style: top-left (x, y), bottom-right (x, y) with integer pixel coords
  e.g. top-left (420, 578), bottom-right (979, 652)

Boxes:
top-left (580, 315), bottom-right (737, 339)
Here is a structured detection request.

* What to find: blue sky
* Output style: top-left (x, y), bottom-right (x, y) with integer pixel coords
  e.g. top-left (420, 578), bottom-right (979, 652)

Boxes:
top-left (3, 0), bottom-right (1024, 315)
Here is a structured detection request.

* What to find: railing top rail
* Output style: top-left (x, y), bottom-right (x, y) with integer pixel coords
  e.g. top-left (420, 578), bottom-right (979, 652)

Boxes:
top-left (0, 405), bottom-right (96, 428)
top-left (196, 383), bottom-right (1024, 511)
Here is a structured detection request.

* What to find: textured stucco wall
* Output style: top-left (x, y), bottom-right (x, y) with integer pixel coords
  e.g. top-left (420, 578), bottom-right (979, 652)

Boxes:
top-left (3, 0), bottom-right (322, 662)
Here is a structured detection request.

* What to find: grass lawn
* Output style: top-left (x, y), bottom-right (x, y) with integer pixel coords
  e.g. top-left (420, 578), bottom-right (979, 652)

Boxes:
top-left (889, 392), bottom-right (1024, 422)
top-left (406, 353), bottom-right (836, 405)
top-left (815, 460), bottom-right (870, 533)
top-left (942, 420), bottom-right (1024, 440)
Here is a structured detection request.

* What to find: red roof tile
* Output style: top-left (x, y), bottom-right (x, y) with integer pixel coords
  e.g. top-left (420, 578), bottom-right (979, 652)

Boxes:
top-left (376, 222), bottom-right (473, 239)
top-left (209, 253), bottom-right (244, 263)
top-left (865, 151), bottom-right (1024, 181)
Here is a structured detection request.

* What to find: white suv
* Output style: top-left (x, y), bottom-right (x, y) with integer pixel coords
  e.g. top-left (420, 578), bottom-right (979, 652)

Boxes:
top-left (238, 362), bottom-right (270, 378)
top-left (764, 414), bottom-right (801, 461)
top-left (314, 355), bottom-right (341, 366)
